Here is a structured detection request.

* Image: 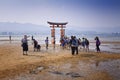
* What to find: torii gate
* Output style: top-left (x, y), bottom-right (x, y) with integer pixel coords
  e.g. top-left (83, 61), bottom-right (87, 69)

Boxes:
top-left (47, 21), bottom-right (68, 38)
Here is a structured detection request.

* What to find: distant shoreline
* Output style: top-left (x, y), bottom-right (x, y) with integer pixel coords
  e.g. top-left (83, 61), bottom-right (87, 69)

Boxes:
top-left (0, 40), bottom-right (120, 54)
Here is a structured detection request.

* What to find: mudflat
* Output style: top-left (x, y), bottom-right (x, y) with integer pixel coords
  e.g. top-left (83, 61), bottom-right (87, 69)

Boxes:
top-left (0, 42), bottom-right (120, 80)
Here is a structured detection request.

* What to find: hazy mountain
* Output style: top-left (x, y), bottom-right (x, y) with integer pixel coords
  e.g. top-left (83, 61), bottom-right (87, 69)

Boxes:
top-left (0, 22), bottom-right (50, 33)
top-left (0, 22), bottom-right (119, 36)
top-left (67, 26), bottom-right (120, 33)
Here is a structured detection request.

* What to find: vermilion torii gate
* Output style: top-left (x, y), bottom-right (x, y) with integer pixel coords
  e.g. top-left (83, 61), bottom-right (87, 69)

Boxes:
top-left (47, 21), bottom-right (68, 38)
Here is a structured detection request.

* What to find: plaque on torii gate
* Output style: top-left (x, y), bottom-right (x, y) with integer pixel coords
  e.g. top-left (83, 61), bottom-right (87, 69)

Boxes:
top-left (47, 21), bottom-right (68, 38)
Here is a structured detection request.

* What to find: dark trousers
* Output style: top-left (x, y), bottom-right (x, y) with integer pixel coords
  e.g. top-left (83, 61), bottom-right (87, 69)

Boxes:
top-left (96, 45), bottom-right (100, 52)
top-left (71, 47), bottom-right (75, 55)
top-left (71, 47), bottom-right (78, 55)
top-left (75, 47), bottom-right (78, 54)
top-left (46, 43), bottom-right (48, 49)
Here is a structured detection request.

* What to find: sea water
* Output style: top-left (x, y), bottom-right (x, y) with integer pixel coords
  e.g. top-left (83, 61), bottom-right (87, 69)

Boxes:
top-left (0, 34), bottom-right (120, 53)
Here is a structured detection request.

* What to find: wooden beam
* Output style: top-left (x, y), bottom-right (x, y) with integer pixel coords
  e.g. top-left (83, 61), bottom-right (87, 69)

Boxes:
top-left (47, 21), bottom-right (68, 25)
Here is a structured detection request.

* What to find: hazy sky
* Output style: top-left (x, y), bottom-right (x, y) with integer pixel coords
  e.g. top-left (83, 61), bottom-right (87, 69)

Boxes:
top-left (0, 0), bottom-right (120, 32)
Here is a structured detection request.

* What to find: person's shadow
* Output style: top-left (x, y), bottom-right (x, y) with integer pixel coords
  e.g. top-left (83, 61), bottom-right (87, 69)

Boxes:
top-left (95, 60), bottom-right (100, 67)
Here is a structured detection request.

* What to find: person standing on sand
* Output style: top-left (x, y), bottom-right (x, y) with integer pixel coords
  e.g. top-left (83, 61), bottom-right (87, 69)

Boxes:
top-left (85, 38), bottom-right (89, 52)
top-left (9, 35), bottom-right (12, 43)
top-left (9, 35), bottom-right (11, 41)
top-left (60, 37), bottom-right (66, 49)
top-left (31, 35), bottom-right (34, 45)
top-left (70, 36), bottom-right (79, 55)
top-left (70, 36), bottom-right (75, 55)
top-left (78, 38), bottom-right (82, 49)
top-left (52, 37), bottom-right (56, 49)
top-left (31, 35), bottom-right (34, 40)
top-left (21, 35), bottom-right (28, 55)
top-left (45, 37), bottom-right (49, 49)
top-left (95, 36), bottom-right (101, 52)
top-left (74, 36), bottom-right (80, 55)
top-left (81, 37), bottom-right (85, 51)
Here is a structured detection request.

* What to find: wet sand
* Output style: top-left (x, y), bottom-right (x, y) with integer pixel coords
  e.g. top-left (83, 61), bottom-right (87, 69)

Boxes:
top-left (0, 42), bottom-right (120, 80)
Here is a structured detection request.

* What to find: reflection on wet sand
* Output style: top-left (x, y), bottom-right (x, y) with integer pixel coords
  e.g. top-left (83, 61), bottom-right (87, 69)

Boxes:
top-left (95, 60), bottom-right (100, 67)
top-left (8, 59), bottom-right (120, 80)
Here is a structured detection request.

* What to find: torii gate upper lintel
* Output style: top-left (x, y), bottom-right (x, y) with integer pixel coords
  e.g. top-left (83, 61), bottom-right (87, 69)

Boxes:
top-left (47, 21), bottom-right (68, 38)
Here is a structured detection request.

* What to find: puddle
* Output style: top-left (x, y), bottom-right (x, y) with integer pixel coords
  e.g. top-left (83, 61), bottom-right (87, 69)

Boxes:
top-left (90, 43), bottom-right (120, 53)
top-left (6, 59), bottom-right (120, 80)
top-left (29, 66), bottom-right (44, 74)
top-left (66, 72), bottom-right (82, 78)
top-left (94, 59), bottom-right (120, 80)
top-left (48, 71), bottom-right (64, 75)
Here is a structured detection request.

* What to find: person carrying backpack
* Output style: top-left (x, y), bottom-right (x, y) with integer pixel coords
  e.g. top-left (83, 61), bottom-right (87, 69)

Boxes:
top-left (70, 36), bottom-right (79, 55)
top-left (74, 36), bottom-right (80, 55)
top-left (70, 36), bottom-right (76, 55)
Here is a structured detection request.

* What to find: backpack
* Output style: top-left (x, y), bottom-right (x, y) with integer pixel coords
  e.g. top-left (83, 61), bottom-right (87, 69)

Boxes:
top-left (85, 40), bottom-right (89, 45)
top-left (71, 39), bottom-right (76, 47)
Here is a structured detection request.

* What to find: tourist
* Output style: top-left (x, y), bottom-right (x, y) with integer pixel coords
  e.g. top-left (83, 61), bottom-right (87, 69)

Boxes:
top-left (33, 39), bottom-right (38, 51)
top-left (21, 35), bottom-right (28, 55)
top-left (66, 37), bottom-right (70, 49)
top-left (31, 35), bottom-right (34, 45)
top-left (74, 36), bottom-right (80, 55)
top-left (70, 36), bottom-right (79, 55)
top-left (64, 37), bottom-right (70, 49)
top-left (52, 37), bottom-right (56, 49)
top-left (33, 39), bottom-right (41, 51)
top-left (9, 35), bottom-right (11, 41)
top-left (81, 37), bottom-right (85, 51)
top-left (45, 37), bottom-right (49, 49)
top-left (95, 36), bottom-right (101, 52)
top-left (78, 38), bottom-right (82, 49)
top-left (85, 38), bottom-right (89, 52)
top-left (60, 37), bottom-right (68, 49)
top-left (60, 37), bottom-right (65, 49)
top-left (70, 36), bottom-right (75, 55)
top-left (31, 35), bottom-right (34, 40)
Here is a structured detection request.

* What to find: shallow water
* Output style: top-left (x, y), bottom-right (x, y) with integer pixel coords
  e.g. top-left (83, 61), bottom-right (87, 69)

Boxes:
top-left (90, 43), bottom-right (120, 53)
top-left (0, 39), bottom-right (120, 54)
top-left (1, 34), bottom-right (120, 53)
top-left (7, 59), bottom-right (120, 80)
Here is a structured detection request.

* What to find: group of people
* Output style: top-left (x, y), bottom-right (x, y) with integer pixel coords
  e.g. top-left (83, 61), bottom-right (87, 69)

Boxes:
top-left (60, 36), bottom-right (101, 55)
top-left (21, 35), bottom-right (101, 55)
top-left (69, 36), bottom-right (101, 55)
top-left (60, 37), bottom-right (70, 49)
top-left (60, 36), bottom-right (90, 53)
top-left (21, 35), bottom-right (49, 55)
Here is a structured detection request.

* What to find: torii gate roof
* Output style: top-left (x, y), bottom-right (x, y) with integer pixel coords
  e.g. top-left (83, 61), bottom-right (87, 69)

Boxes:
top-left (47, 21), bottom-right (68, 25)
